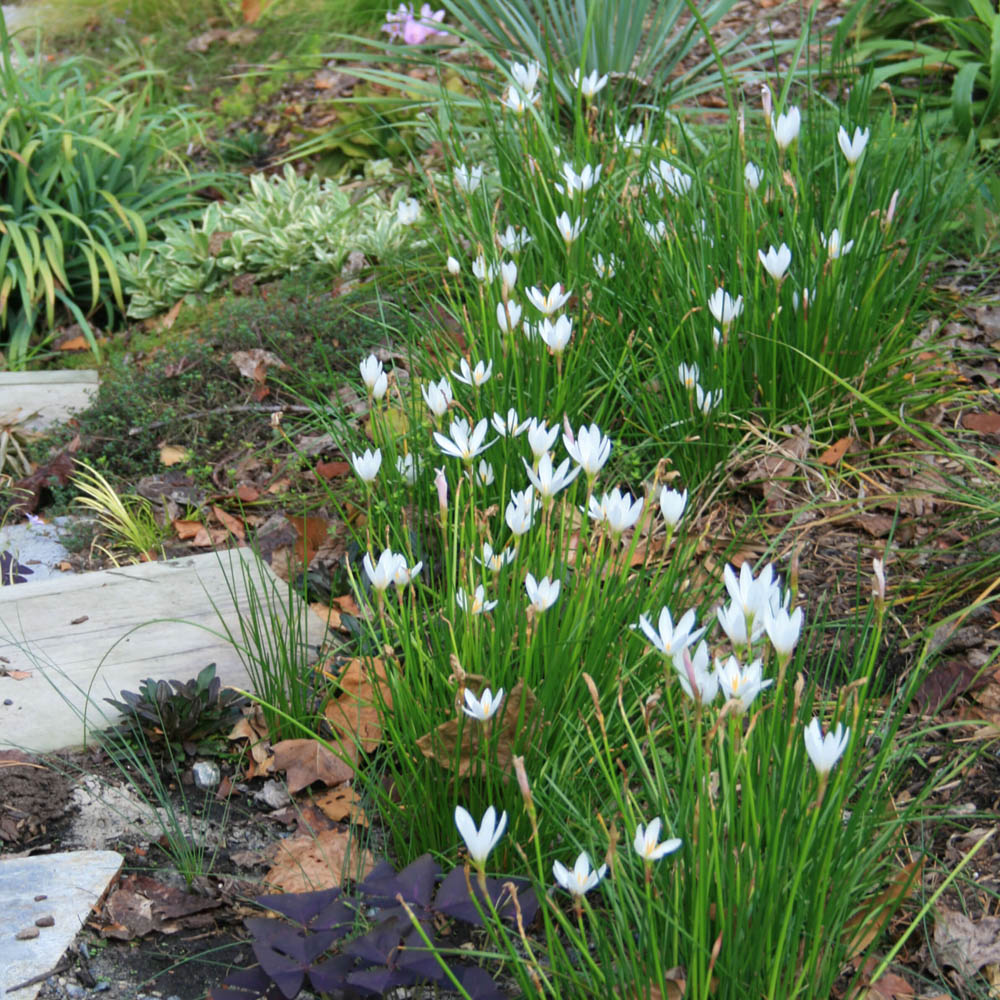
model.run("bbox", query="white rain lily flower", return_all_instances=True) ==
[557,162,601,195]
[498,224,532,253]
[553,852,607,897]
[564,422,611,478]
[462,687,505,722]
[708,287,743,328]
[447,255,461,275]
[642,219,667,244]
[397,198,420,225]
[453,357,493,387]
[525,573,561,613]
[555,212,585,245]
[521,320,541,341]
[393,558,422,587]
[570,66,608,97]
[527,418,559,459]
[505,490,536,536]
[422,377,453,418]
[453,163,483,193]
[527,283,572,315]
[523,453,580,501]
[723,561,779,624]
[590,488,644,534]
[821,229,854,259]
[472,255,498,282]
[672,641,718,704]
[352,448,382,483]
[433,417,494,462]
[716,600,765,649]
[497,299,523,333]
[500,259,518,292]
[764,605,804,659]
[758,243,792,282]
[538,315,573,354]
[772,106,801,149]
[396,453,420,484]
[638,606,705,658]
[593,252,618,278]
[363,547,404,593]
[649,160,692,196]
[803,718,850,775]
[615,122,644,151]
[501,87,536,113]
[471,459,495,487]
[477,542,516,572]
[457,584,498,615]
[510,59,541,93]
[744,161,764,191]
[359,354,388,399]
[694,384,723,414]
[678,362,699,390]
[491,408,529,437]
[455,805,507,866]
[837,125,870,165]
[633,817,682,863]
[715,656,772,713]
[659,486,687,527]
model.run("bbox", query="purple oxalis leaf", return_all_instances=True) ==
[254,887,342,927]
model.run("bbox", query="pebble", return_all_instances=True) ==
[66,985,87,999]
[16,926,40,939]
[35,913,55,926]
[254,779,290,810]
[3,698,12,705]
[192,760,221,790]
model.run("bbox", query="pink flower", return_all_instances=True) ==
[382,3,447,44]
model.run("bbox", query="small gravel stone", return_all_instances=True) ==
[34,894,48,901]
[192,760,221,790]
[16,926,40,939]
[35,914,55,927]
[254,779,290,810]
[66,985,87,999]
[3,698,12,706]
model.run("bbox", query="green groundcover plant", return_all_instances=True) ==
[0,19,216,366]
[119,163,422,318]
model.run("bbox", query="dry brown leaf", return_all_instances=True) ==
[241,0,261,22]
[845,861,921,962]
[172,519,203,540]
[57,335,90,352]
[819,436,854,466]
[312,783,367,826]
[159,445,190,468]
[911,658,983,714]
[271,738,355,795]
[933,907,1000,975]
[212,505,246,541]
[231,348,287,384]
[963,411,1000,436]
[315,460,351,480]
[851,958,916,1000]
[229,708,273,776]
[236,483,261,502]
[264,827,375,893]
[415,678,539,777]
[290,515,329,567]
[324,658,391,753]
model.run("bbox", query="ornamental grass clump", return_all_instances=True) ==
[287,47,978,1000]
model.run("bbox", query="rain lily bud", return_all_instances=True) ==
[500,259,517,292]
[447,255,461,275]
[872,557,886,605]
[761,83,773,125]
[434,465,448,510]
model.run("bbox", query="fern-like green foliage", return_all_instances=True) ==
[119,164,413,318]
[0,18,216,366]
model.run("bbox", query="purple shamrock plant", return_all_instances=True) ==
[210,853,537,999]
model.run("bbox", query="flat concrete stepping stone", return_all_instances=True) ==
[0,849,123,999]
[0,371,99,432]
[0,551,327,753]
